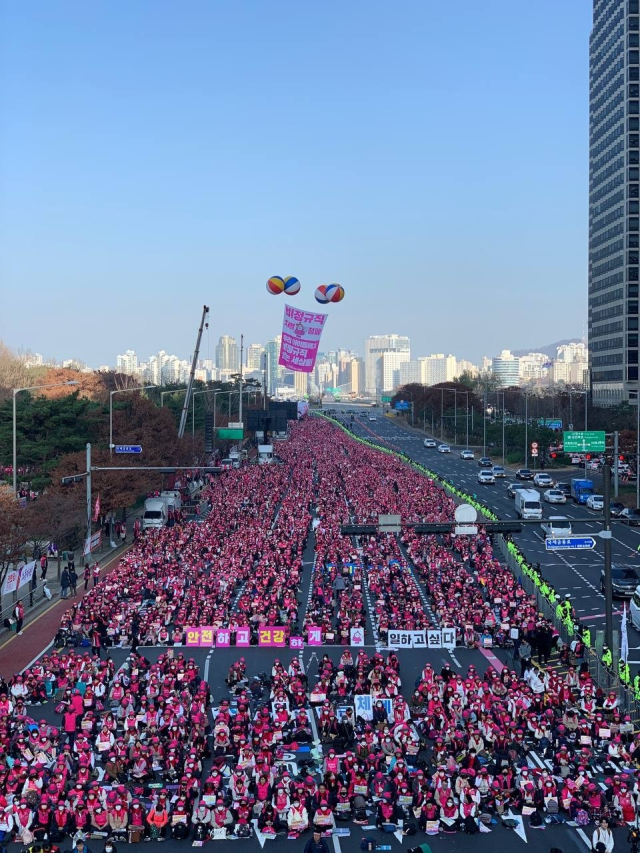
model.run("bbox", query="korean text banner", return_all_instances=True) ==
[278,305,328,373]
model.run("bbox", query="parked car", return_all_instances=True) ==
[620,507,640,526]
[516,468,533,480]
[533,472,553,487]
[478,457,493,468]
[438,444,451,453]
[424,439,437,448]
[477,470,495,485]
[543,488,566,504]
[602,564,640,598]
[460,449,474,460]
[492,465,506,478]
[586,494,604,511]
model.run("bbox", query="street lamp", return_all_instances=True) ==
[13,381,79,492]
[109,385,156,455]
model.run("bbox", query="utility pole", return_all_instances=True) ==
[603,462,613,653]
[614,430,619,498]
[454,393,457,446]
[524,393,529,468]
[239,334,244,429]
[440,389,444,441]
[482,388,487,457]
[86,443,92,553]
[263,353,268,410]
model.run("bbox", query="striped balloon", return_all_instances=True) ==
[315,283,345,304]
[283,276,301,296]
[266,276,285,295]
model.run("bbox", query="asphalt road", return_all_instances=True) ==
[332,405,640,661]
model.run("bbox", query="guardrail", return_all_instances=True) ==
[0,583,49,636]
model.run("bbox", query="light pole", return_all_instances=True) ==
[483,388,487,457]
[13,380,79,492]
[524,392,529,468]
[110,385,155,455]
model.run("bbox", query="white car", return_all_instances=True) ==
[533,473,553,487]
[543,488,566,504]
[368,415,377,421]
[586,494,604,511]
[424,439,437,448]
[492,466,506,478]
[460,449,474,460]
[438,444,451,453]
[541,516,572,538]
[478,470,495,484]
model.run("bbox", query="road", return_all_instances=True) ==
[332,405,640,661]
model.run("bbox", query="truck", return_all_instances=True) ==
[514,488,542,520]
[142,497,168,530]
[571,478,594,505]
[229,451,242,469]
[160,490,181,512]
[258,444,274,464]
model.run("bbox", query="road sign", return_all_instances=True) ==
[378,514,402,533]
[217,428,243,440]
[531,442,538,449]
[395,401,410,411]
[563,431,606,453]
[531,449,539,457]
[228,422,244,429]
[538,418,563,430]
[381,396,392,403]
[545,536,597,551]
[114,445,142,454]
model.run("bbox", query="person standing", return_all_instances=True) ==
[519,638,532,677]
[13,601,24,635]
[92,562,101,587]
[592,818,614,853]
[60,567,70,600]
[69,566,78,597]
[83,563,91,592]
[39,554,48,580]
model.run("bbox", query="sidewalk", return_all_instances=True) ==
[0,538,133,677]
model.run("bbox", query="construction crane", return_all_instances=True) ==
[178,305,210,438]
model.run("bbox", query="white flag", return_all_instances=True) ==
[621,602,629,665]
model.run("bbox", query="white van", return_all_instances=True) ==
[143,498,168,530]
[541,516,572,538]
[514,488,542,520]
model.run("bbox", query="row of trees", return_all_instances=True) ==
[0,343,264,589]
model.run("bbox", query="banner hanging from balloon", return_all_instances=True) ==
[278,304,328,373]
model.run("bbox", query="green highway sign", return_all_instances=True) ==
[563,430,606,453]
[381,396,392,403]
[217,428,244,440]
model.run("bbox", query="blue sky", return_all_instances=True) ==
[0,1,591,366]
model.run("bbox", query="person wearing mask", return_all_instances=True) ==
[101,843,117,853]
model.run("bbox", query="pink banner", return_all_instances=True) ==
[278,305,327,373]
[307,626,322,646]
[185,628,201,647]
[216,628,231,647]
[235,627,251,647]
[199,626,215,647]
[289,636,304,650]
[258,626,287,647]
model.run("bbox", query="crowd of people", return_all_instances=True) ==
[0,416,635,849]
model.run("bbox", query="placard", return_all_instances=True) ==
[307,626,322,646]
[258,626,287,647]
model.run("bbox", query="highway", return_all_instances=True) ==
[330,404,640,660]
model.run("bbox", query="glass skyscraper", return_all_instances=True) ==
[589,0,640,404]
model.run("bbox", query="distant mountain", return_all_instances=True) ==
[511,338,582,359]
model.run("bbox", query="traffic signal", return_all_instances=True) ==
[586,454,592,461]
[619,455,625,461]
[550,452,557,459]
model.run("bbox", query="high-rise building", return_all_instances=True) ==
[492,350,520,387]
[364,335,410,393]
[293,370,308,398]
[346,357,364,395]
[264,336,282,394]
[399,360,423,386]
[588,0,639,404]
[215,335,239,373]
[116,350,138,375]
[418,354,457,385]
[246,344,264,370]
